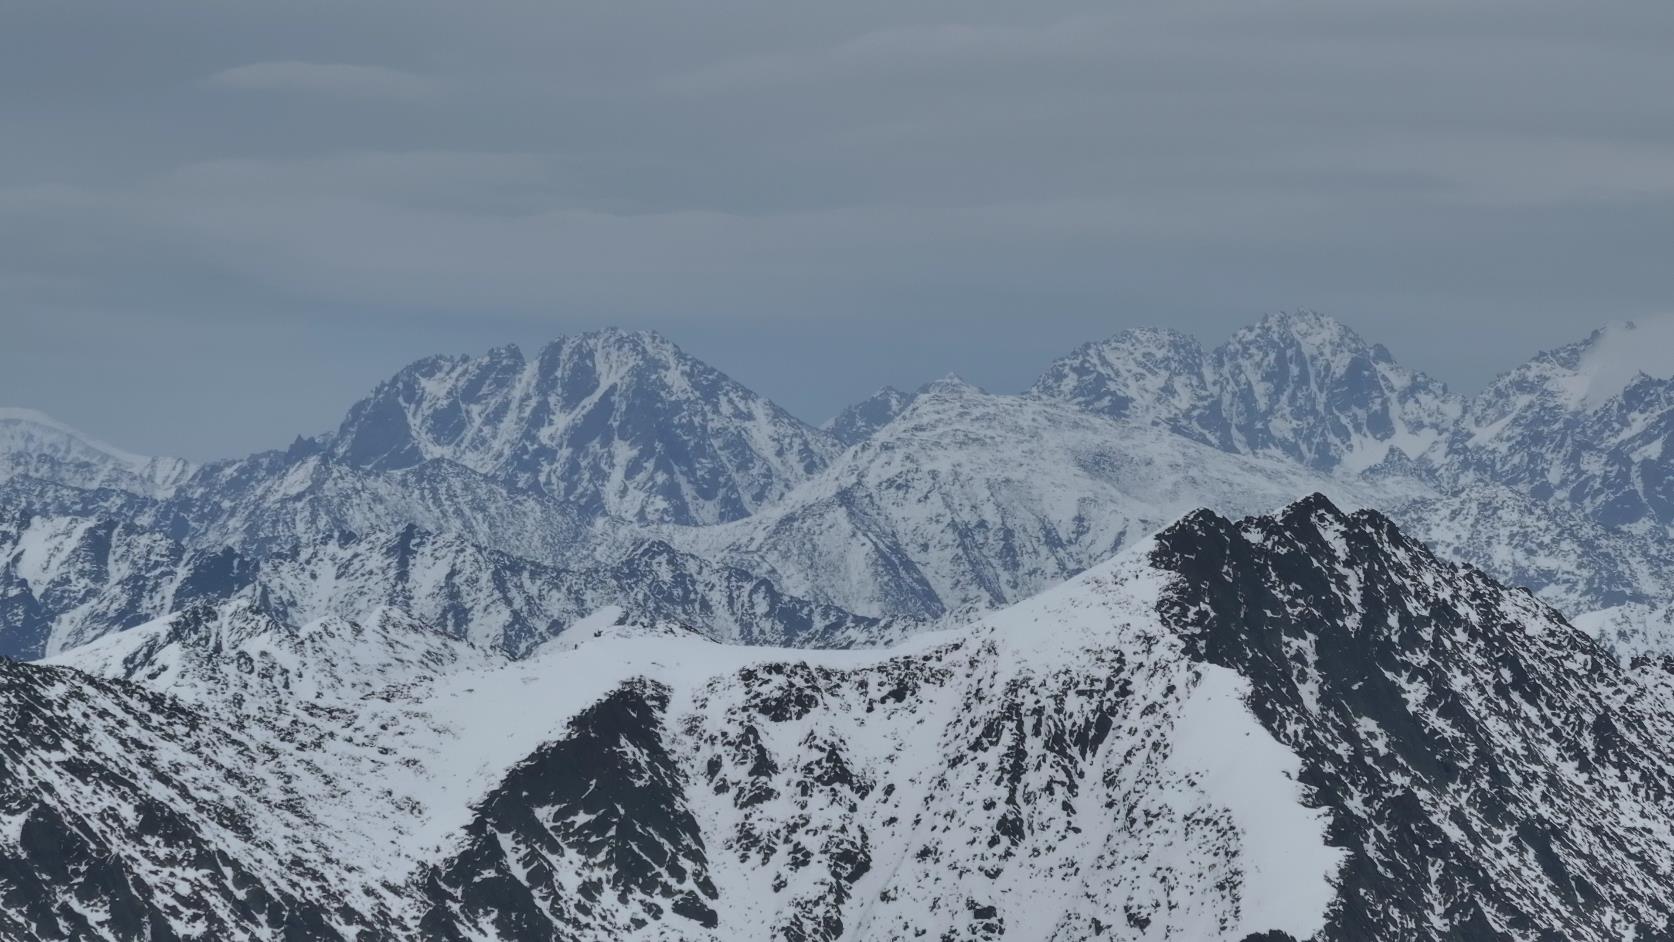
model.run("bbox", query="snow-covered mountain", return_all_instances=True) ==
[9,313,1674,663]
[0,507,252,658]
[1030,325,1220,443]
[678,374,1403,619]
[160,445,620,565]
[686,369,1639,627]
[0,408,193,498]
[1032,312,1464,473]
[0,507,895,659]
[326,330,839,525]
[1389,484,1674,616]
[1019,312,1674,638]
[14,496,1674,939]
[824,385,917,447]
[1436,318,1674,532]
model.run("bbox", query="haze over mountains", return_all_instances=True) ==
[7,311,1674,940]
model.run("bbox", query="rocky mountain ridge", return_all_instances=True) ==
[8,497,1674,939]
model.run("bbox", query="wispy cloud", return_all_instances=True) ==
[205,61,434,99]
[663,17,1118,95]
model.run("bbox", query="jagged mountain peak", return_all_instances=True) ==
[1549,317,1674,411]
[1465,317,1674,426]
[916,372,986,398]
[325,330,839,525]
[1160,490,1425,582]
[1208,312,1461,472]
[1228,308,1367,351]
[1029,324,1214,438]
[1032,311,1461,472]
[530,327,689,384]
[1443,316,1674,531]
[823,385,916,447]
[1140,493,1674,938]
[1038,325,1208,381]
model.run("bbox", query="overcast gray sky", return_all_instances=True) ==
[4,1,1674,460]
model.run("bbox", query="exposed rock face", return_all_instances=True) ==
[420,681,720,940]
[1154,495,1674,940]
[0,657,394,941]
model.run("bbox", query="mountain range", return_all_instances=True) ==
[7,311,1674,939]
[10,311,1674,654]
[7,497,1674,939]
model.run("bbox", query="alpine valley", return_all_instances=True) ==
[8,312,1674,940]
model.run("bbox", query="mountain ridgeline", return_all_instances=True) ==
[5,314,1674,938]
[3,498,1674,939]
[9,313,1674,657]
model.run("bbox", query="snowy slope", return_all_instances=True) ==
[677,375,1426,619]
[161,446,625,565]
[0,507,249,659]
[0,505,897,659]
[19,496,1674,939]
[0,408,193,498]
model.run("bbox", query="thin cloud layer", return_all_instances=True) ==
[206,61,435,99]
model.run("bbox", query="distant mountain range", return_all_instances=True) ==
[7,312,1674,659]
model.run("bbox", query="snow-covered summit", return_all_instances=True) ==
[326,328,840,525]
[1550,317,1674,411]
[1032,312,1464,473]
[1440,316,1674,532]
[0,407,193,497]
[1029,326,1214,440]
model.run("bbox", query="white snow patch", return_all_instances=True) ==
[1166,665,1344,939]
[1572,316,1674,409]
